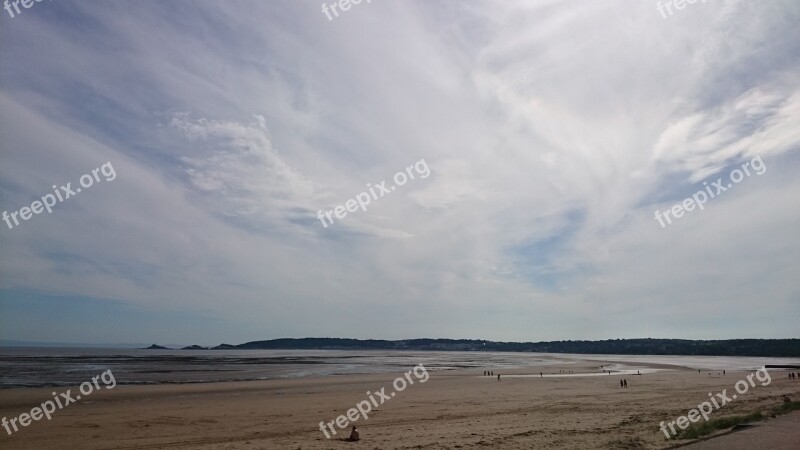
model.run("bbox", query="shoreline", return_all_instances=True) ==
[3,350,796,389]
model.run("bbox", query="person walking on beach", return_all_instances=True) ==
[623,379,627,388]
[497,374,501,381]
[620,379,624,388]
[540,372,543,378]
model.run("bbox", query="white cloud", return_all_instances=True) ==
[1,0,798,342]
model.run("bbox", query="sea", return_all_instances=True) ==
[1,347,798,388]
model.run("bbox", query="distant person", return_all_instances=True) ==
[623,379,627,388]
[347,426,360,441]
[637,370,640,375]
[620,379,624,388]
[723,370,726,375]
[497,374,501,381]
[540,372,543,378]
[484,370,486,376]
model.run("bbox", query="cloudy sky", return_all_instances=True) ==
[1,0,798,346]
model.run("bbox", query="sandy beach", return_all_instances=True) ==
[2,359,798,449]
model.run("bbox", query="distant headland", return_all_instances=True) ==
[142,338,800,357]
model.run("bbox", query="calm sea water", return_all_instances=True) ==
[1,347,797,388]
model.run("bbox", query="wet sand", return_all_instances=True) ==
[1,360,798,449]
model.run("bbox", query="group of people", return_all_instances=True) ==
[619,379,628,388]
[789,372,798,380]
[483,370,501,381]
[698,369,727,375]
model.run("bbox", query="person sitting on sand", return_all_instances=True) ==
[347,426,360,442]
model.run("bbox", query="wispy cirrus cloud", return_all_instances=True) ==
[1,0,798,344]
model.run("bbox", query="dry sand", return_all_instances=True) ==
[1,360,798,449]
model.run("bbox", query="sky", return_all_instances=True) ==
[0,0,798,346]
